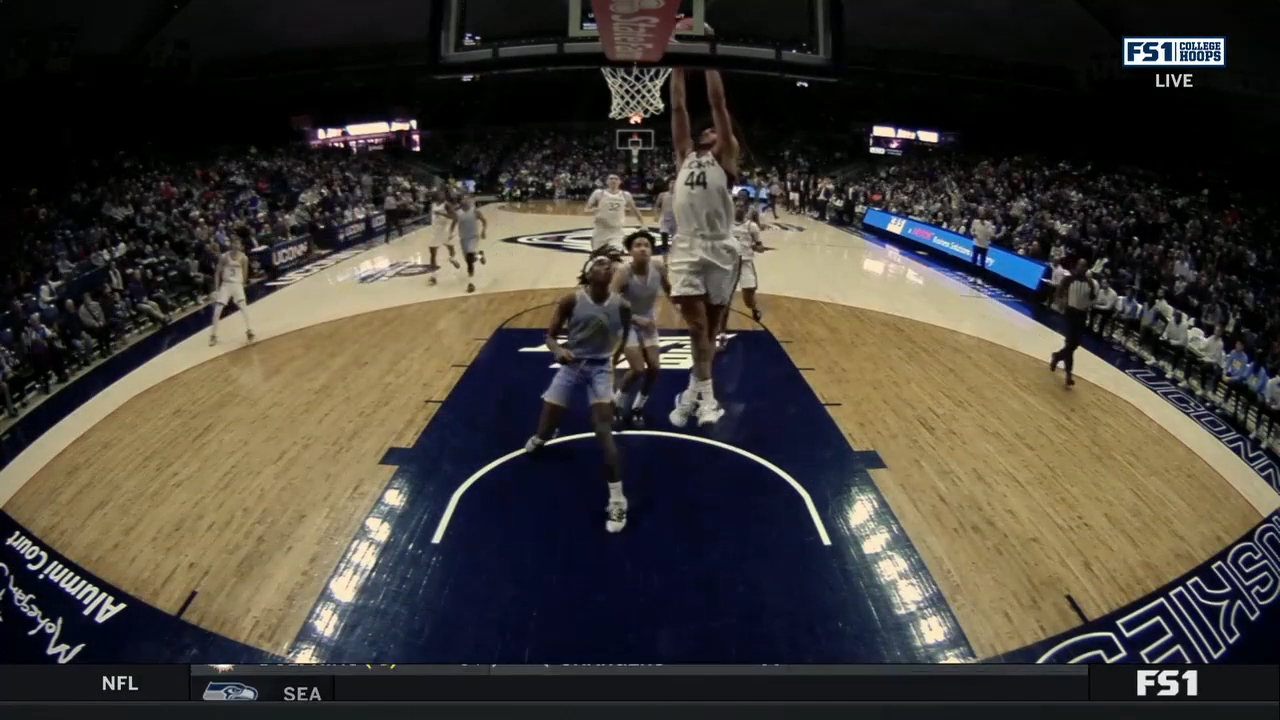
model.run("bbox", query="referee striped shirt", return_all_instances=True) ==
[1064,273,1096,311]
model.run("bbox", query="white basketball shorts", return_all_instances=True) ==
[667,235,739,306]
[459,235,480,256]
[592,228,625,253]
[738,260,758,291]
[429,226,450,248]
[215,282,247,307]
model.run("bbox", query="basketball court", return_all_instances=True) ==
[1,198,1274,664]
[1,0,1278,667]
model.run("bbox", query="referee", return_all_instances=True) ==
[1050,259,1097,388]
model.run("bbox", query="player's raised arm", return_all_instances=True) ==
[705,69,739,176]
[670,68,693,162]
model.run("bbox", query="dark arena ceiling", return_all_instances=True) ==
[2,0,1278,159]
[6,0,1278,81]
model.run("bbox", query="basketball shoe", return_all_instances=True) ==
[695,395,724,426]
[606,497,628,533]
[669,390,698,428]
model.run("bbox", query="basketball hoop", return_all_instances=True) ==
[601,66,673,121]
[598,19,710,121]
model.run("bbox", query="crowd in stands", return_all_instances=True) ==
[813,155,1280,450]
[1,146,432,427]
[496,130,675,202]
[4,130,1278,454]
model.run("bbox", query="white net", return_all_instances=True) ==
[601,66,673,120]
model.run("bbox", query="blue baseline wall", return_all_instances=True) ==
[861,208,1048,291]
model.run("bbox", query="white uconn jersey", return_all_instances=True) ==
[590,189,630,229]
[221,253,246,285]
[674,152,735,242]
[431,202,451,240]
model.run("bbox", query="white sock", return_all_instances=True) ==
[634,393,648,410]
[694,379,714,401]
[608,481,625,502]
[687,373,699,390]
[613,389,624,406]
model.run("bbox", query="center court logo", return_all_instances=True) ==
[520,334,736,370]
[504,224,804,254]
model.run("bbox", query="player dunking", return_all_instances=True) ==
[525,255,633,532]
[448,194,488,294]
[208,238,255,347]
[666,66,740,428]
[585,174,646,255]
[427,191,461,285]
[611,230,670,425]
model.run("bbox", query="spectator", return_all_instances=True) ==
[1243,362,1271,438]
[970,210,996,283]
[1116,292,1145,345]
[37,274,59,309]
[100,287,129,334]
[1139,299,1168,358]
[59,298,95,363]
[1157,310,1190,376]
[1091,278,1118,337]
[78,292,114,356]
[1188,325,1226,395]
[183,254,208,300]
[1,346,18,418]
[22,314,67,390]
[1043,259,1066,308]
[126,270,170,323]
[1221,341,1252,416]
[1260,370,1280,450]
[108,263,125,294]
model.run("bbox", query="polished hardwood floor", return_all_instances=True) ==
[3,287,1257,658]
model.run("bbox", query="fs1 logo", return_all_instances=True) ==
[1137,669,1198,697]
[1123,37,1226,67]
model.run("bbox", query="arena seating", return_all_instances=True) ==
[5,136,1278,450]
[0,146,439,425]
[826,155,1280,448]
